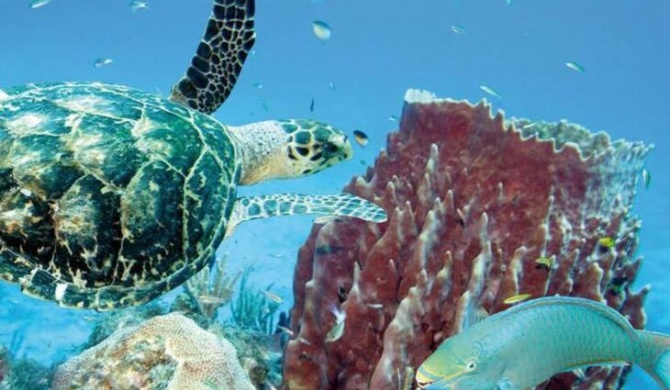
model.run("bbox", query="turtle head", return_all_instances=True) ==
[230,119,353,185]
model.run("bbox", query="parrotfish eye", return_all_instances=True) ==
[465,359,477,372]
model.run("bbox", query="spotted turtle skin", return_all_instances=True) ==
[0,82,239,309]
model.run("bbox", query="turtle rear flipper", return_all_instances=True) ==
[170,0,256,114]
[226,193,388,237]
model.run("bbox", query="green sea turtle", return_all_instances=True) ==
[0,0,386,310]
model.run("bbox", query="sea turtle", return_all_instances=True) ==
[0,0,386,310]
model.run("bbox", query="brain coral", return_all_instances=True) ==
[282,90,652,389]
[52,313,254,390]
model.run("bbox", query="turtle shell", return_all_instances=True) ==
[0,82,239,309]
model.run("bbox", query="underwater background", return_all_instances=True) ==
[0,0,668,388]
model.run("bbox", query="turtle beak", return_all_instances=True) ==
[342,135,353,160]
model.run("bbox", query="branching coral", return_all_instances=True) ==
[179,253,242,324]
[282,90,652,389]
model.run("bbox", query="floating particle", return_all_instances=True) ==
[309,97,315,112]
[642,168,651,189]
[253,82,263,89]
[480,84,502,99]
[129,0,148,12]
[353,129,369,146]
[503,293,532,305]
[312,20,332,41]
[565,61,585,73]
[450,25,466,34]
[93,58,113,68]
[29,0,52,9]
[389,115,398,122]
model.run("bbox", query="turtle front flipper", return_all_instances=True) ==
[170,0,255,114]
[226,193,387,237]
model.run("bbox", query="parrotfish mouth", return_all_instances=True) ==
[415,368,445,389]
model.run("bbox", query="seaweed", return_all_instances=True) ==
[230,266,282,335]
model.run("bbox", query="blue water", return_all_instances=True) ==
[0,0,668,388]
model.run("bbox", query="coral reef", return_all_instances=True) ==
[52,313,255,390]
[0,345,51,390]
[282,90,652,389]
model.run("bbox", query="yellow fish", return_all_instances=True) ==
[503,293,531,305]
[599,236,615,249]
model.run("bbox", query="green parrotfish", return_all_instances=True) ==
[416,296,670,389]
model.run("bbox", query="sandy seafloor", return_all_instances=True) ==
[0,0,668,388]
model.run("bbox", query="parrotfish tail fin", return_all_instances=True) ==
[639,330,670,389]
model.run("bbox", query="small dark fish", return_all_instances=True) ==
[310,97,315,112]
[353,130,369,146]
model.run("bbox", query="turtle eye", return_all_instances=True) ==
[323,142,339,154]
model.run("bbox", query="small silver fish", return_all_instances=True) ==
[129,0,148,12]
[197,294,228,305]
[325,305,346,342]
[262,291,284,304]
[310,97,315,112]
[312,20,332,41]
[416,296,670,389]
[329,81,336,90]
[93,58,113,68]
[253,82,263,89]
[642,168,651,189]
[480,85,502,99]
[450,25,466,35]
[389,115,398,122]
[565,61,585,73]
[29,0,52,9]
